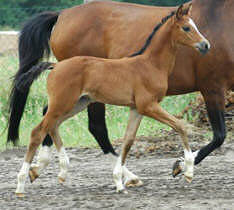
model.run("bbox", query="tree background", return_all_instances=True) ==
[0,0,190,29]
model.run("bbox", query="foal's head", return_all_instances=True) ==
[171,4,210,54]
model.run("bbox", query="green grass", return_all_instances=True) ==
[0,54,197,149]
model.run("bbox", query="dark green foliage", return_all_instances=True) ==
[0,0,83,29]
[119,0,190,6]
[0,0,190,29]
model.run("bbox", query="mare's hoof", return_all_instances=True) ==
[15,193,25,198]
[58,177,65,184]
[29,167,39,183]
[125,179,143,188]
[172,159,183,178]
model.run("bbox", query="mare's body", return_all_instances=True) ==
[51,0,234,165]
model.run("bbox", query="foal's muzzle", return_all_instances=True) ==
[194,41,210,55]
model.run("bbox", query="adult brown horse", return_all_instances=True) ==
[15,5,210,196]
[8,0,234,180]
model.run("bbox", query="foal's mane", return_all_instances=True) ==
[130,11,175,57]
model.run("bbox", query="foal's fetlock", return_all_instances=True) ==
[16,162,30,196]
[113,171,125,193]
[184,156,194,182]
[58,149,70,183]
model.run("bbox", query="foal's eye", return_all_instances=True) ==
[182,26,190,32]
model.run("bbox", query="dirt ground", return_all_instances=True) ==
[0,112,234,210]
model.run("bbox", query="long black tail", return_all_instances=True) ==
[7,11,59,145]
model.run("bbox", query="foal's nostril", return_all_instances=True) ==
[204,42,209,50]
[201,41,209,50]
[195,41,210,55]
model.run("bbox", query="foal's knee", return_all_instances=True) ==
[175,120,187,137]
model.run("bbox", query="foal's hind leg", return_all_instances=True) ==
[29,106,52,183]
[49,126,69,183]
[49,96,91,183]
[113,108,142,193]
[16,119,51,196]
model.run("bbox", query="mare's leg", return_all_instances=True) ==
[29,106,53,182]
[113,108,142,193]
[139,101,194,182]
[88,102,117,155]
[194,91,226,164]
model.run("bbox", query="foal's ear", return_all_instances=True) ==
[176,4,184,20]
[183,3,192,16]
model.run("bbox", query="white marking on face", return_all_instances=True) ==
[188,18,210,49]
[189,18,200,33]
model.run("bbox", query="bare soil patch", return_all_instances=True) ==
[0,116,233,209]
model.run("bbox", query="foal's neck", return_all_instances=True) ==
[143,18,177,75]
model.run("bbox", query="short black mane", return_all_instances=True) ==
[130,11,175,57]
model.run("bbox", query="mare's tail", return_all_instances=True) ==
[7,11,59,145]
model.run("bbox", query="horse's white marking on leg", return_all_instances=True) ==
[184,149,195,179]
[189,18,210,48]
[113,156,125,193]
[31,146,52,175]
[107,153,118,168]
[193,150,199,159]
[58,147,70,181]
[16,162,30,194]
[122,166,142,186]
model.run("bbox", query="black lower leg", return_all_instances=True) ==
[88,103,117,156]
[194,108,226,165]
[42,105,53,147]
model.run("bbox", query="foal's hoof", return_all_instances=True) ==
[15,193,25,198]
[172,159,183,178]
[125,179,143,188]
[58,177,65,184]
[116,188,128,194]
[29,167,39,183]
[184,175,193,183]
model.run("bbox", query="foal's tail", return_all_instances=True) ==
[15,62,54,91]
[7,11,59,145]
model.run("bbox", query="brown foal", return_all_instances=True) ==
[15,4,210,196]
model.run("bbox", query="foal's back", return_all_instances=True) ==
[47,55,161,107]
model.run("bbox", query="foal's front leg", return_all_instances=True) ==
[113,108,142,193]
[140,101,194,182]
